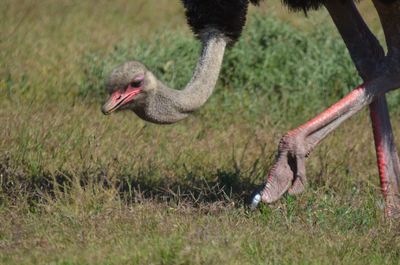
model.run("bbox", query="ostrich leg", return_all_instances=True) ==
[251,78,398,203]
[251,0,400,216]
[370,98,400,217]
[371,0,400,217]
[325,0,400,217]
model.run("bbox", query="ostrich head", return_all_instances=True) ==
[101,61,158,120]
[101,0,258,124]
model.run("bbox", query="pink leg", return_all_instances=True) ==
[332,0,400,217]
[260,84,368,203]
[370,97,400,217]
[250,75,400,208]
[253,74,400,203]
[251,1,400,218]
[369,0,400,217]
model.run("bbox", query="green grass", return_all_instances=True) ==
[1,0,400,264]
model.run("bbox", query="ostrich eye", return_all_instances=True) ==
[130,80,143,88]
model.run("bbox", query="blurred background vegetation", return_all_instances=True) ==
[1,0,400,264]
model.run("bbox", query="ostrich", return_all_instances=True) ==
[101,0,400,217]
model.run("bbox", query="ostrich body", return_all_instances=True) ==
[102,0,400,217]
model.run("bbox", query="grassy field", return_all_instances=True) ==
[1,0,400,264]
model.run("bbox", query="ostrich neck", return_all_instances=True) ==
[145,31,227,124]
[178,31,227,109]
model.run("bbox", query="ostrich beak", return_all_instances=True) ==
[101,88,141,115]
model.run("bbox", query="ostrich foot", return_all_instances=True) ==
[261,132,308,203]
[250,131,308,208]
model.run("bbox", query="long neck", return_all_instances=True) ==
[178,30,228,110]
[142,30,227,124]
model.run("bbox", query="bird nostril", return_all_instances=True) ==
[116,95,122,100]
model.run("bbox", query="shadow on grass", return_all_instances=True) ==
[119,169,260,206]
[0,158,262,209]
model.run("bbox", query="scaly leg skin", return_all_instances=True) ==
[370,97,400,218]
[250,76,400,209]
[251,0,400,217]
[372,0,400,218]
[287,0,385,197]
[328,0,400,218]
[259,84,370,204]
